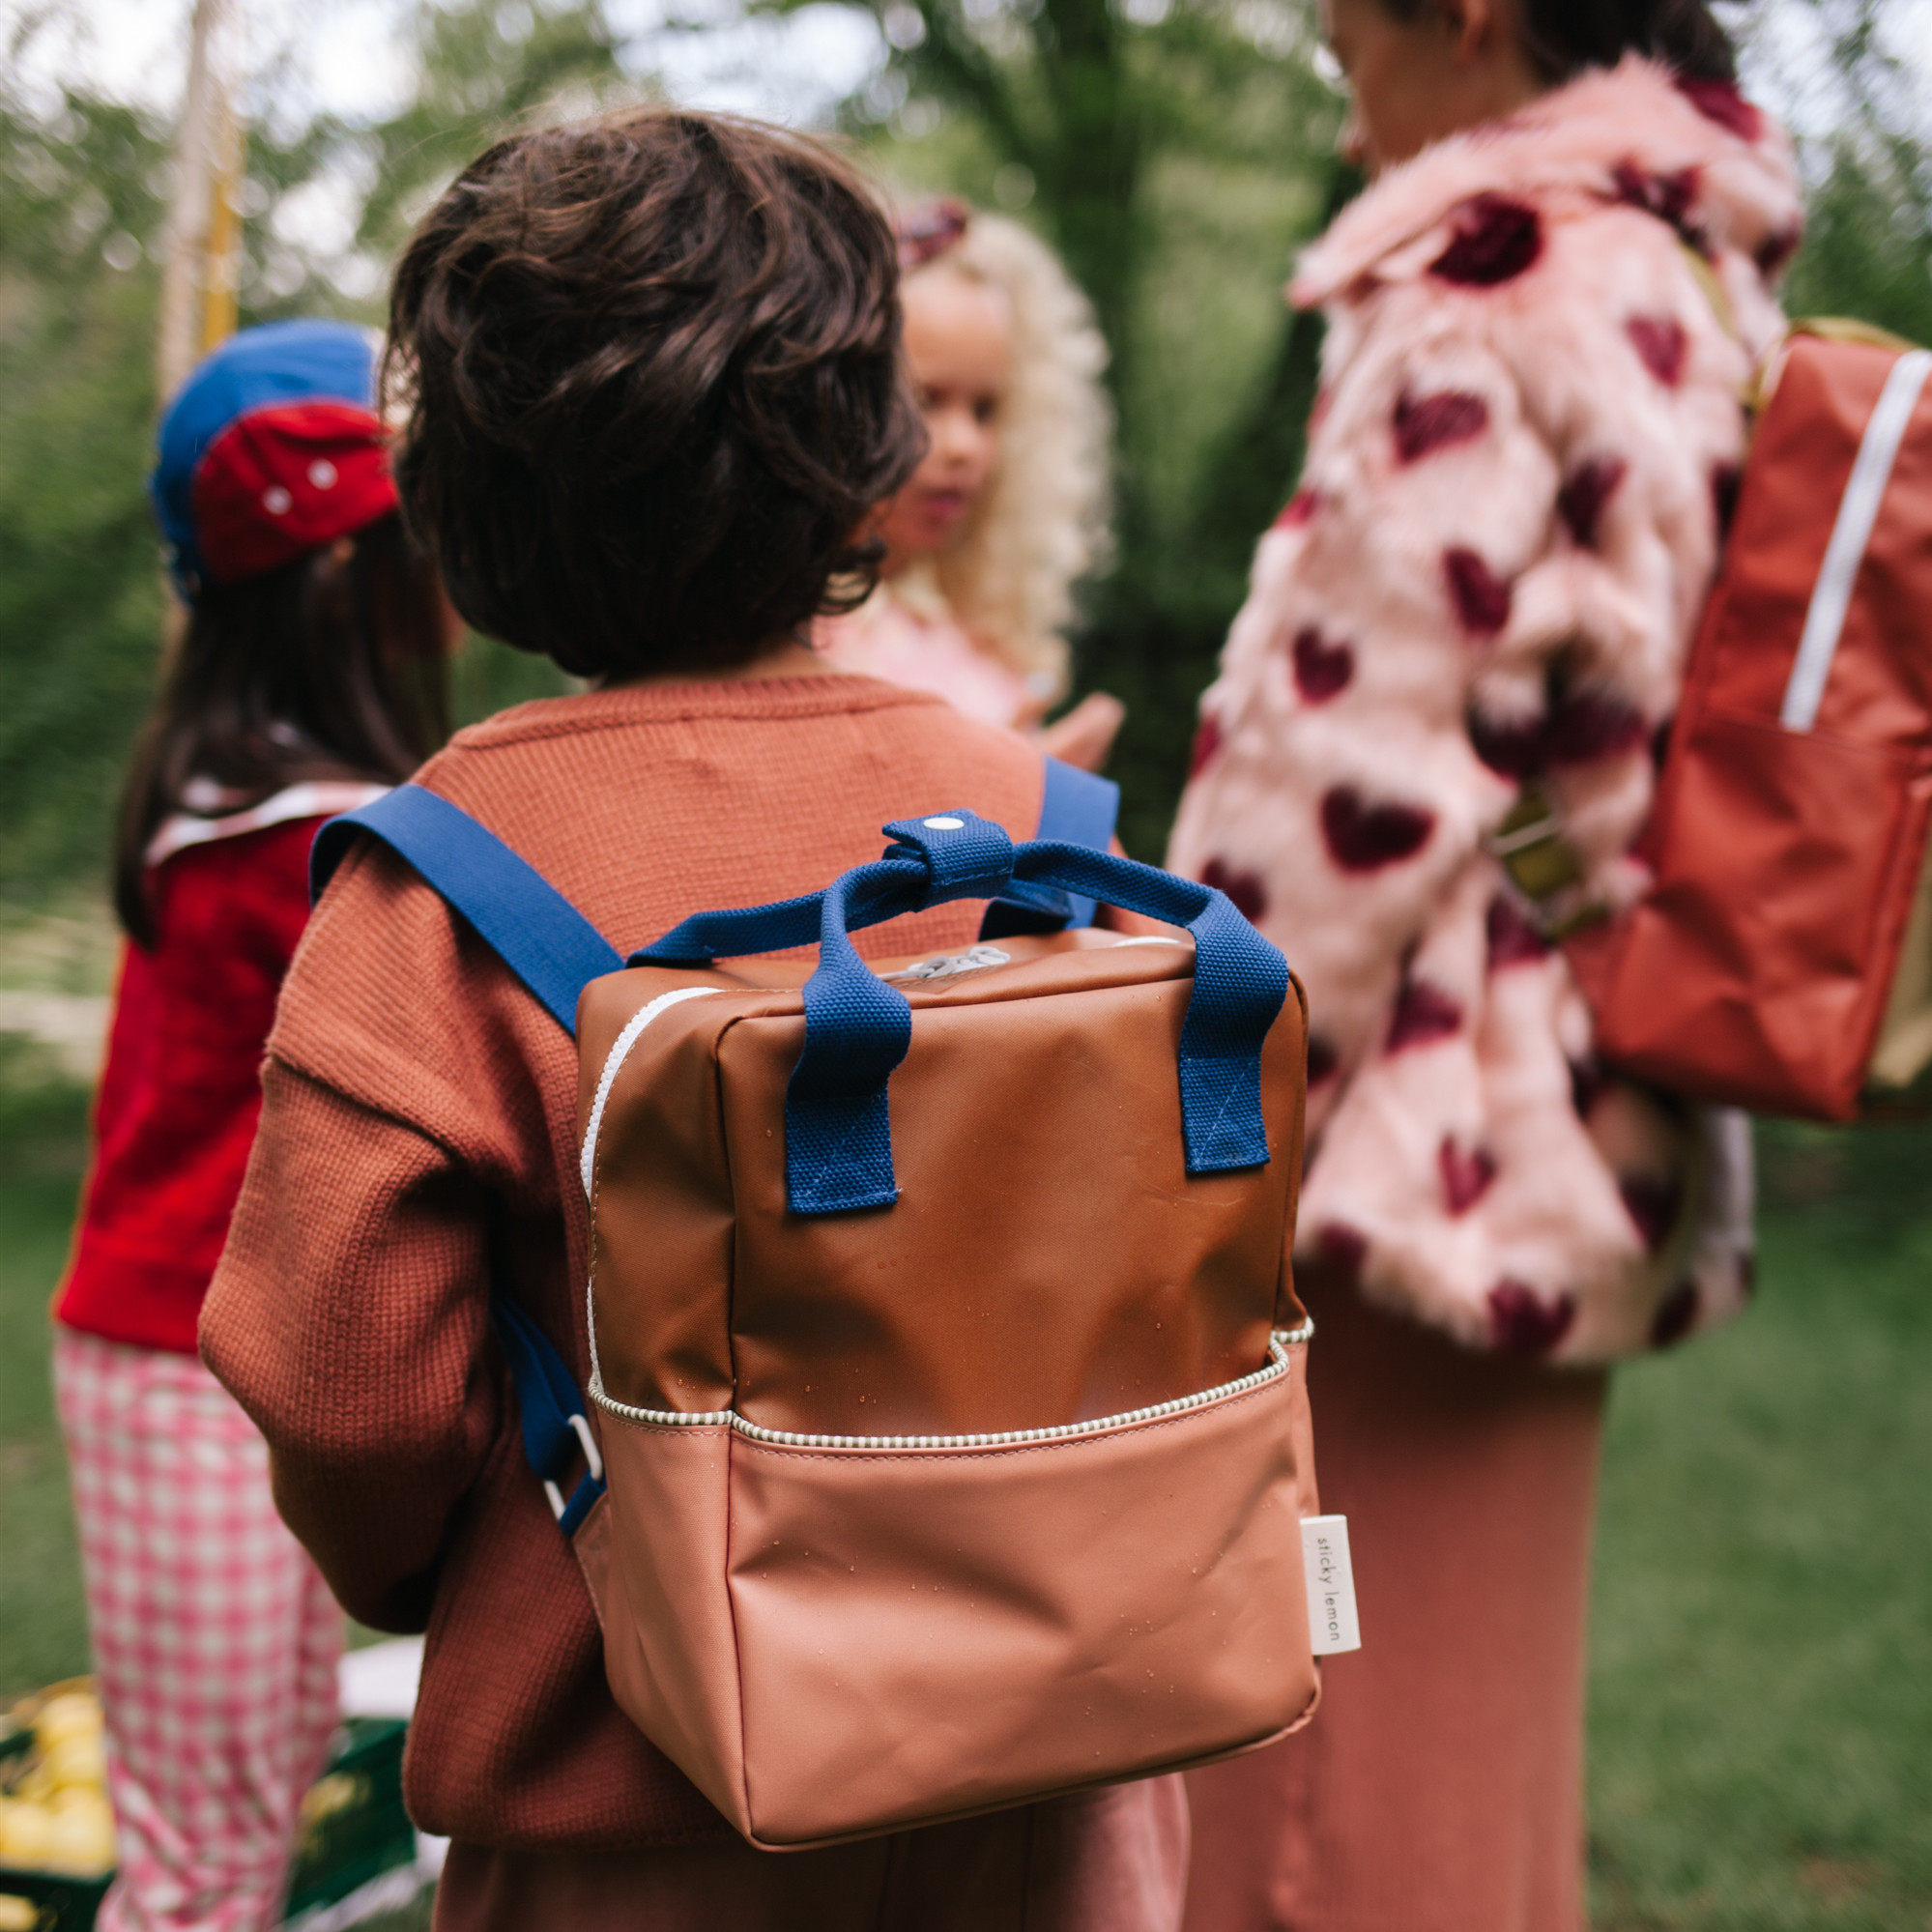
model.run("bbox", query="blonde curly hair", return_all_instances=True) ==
[905,209,1113,704]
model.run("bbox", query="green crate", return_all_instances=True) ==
[282,1718,417,1921]
[0,1866,110,1932]
[0,1716,418,1932]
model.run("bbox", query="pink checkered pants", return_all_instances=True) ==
[54,1328,343,1932]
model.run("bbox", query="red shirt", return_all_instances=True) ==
[56,816,327,1354]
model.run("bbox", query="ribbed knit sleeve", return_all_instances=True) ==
[202,1061,500,1631]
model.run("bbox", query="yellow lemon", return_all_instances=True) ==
[0,1893,41,1930]
[34,1695,101,1748]
[298,1773,361,1828]
[0,1801,53,1867]
[42,1800,114,1875]
[41,1735,105,1793]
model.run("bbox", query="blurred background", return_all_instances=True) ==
[0,0,1928,1924]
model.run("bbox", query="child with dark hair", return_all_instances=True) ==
[197,109,1186,1930]
[52,318,451,1932]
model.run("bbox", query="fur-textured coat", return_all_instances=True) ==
[1168,59,1802,1363]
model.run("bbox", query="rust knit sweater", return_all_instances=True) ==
[198,675,1049,1851]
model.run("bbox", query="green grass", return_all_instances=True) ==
[1588,1121,1932,1929]
[0,1038,94,1701]
[358,1896,433,1930]
[1,1045,1928,1925]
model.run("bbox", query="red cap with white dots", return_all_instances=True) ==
[189,398,399,585]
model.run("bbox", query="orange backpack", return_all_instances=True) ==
[1572,329,1932,1120]
[315,780,1335,1850]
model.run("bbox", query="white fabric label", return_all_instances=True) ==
[1301,1514,1363,1655]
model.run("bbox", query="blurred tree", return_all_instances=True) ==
[1767,0,1932,344]
[191,0,633,322]
[0,1,615,909]
[833,0,1344,850]
[0,75,171,894]
[2,0,1928,901]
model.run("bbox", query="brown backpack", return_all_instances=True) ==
[315,782,1331,1850]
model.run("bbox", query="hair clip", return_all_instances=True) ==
[896,199,969,273]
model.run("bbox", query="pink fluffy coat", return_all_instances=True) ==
[1168,60,1802,1363]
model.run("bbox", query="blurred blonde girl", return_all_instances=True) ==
[818,200,1124,770]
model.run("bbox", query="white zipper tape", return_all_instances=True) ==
[589,1320,1314,1450]
[1779,349,1932,733]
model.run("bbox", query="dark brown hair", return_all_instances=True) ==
[114,511,450,945]
[1379,0,1737,83]
[384,108,924,678]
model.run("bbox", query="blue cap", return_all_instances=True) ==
[152,319,383,593]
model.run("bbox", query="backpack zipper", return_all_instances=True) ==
[589,1320,1313,1450]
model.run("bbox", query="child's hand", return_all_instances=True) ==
[1039,691,1125,772]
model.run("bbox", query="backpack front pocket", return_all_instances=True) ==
[594,1329,1318,1849]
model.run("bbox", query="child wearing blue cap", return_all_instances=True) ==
[51,319,452,1932]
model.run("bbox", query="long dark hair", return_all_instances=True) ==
[1378,0,1737,83]
[114,510,449,946]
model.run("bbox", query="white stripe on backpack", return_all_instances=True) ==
[1780,349,1932,733]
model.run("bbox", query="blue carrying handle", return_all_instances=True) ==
[636,810,1290,1215]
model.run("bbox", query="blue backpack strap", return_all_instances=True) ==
[311,783,622,1036]
[491,1288,605,1534]
[979,756,1121,939]
[311,782,614,1534]
[1038,757,1121,868]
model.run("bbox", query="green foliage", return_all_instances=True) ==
[1770,0,1932,348]
[0,83,170,894]
[347,1,631,272]
[1784,140,1932,346]
[0,2,606,910]
[237,0,634,324]
[848,0,1344,850]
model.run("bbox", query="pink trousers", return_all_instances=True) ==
[1182,1281,1605,1932]
[54,1327,343,1932]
